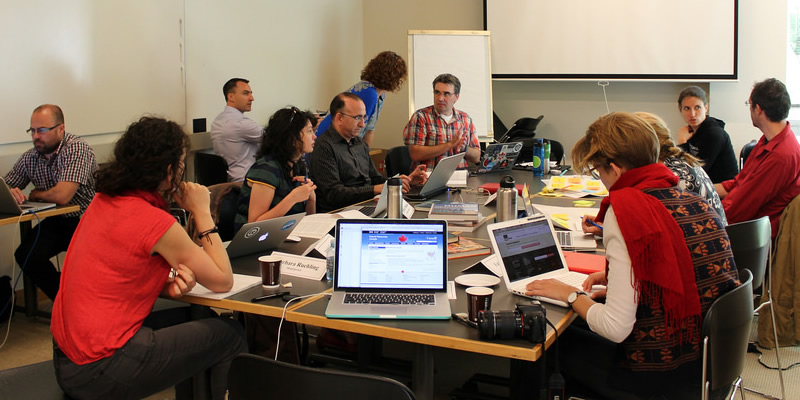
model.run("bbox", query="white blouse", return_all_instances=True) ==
[585,206,638,343]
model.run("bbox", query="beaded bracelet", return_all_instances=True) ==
[197,226,219,243]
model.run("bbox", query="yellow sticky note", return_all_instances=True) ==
[552,213,569,220]
[567,177,583,184]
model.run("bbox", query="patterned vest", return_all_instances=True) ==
[621,186,739,372]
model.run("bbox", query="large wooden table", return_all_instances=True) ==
[182,168,598,400]
[0,205,81,317]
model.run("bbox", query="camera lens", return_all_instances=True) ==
[478,310,520,340]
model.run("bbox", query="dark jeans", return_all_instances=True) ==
[53,308,248,400]
[14,216,80,301]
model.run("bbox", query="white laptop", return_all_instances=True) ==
[486,215,589,307]
[354,180,388,218]
[404,153,465,201]
[0,177,56,215]
[224,212,305,258]
[325,219,451,319]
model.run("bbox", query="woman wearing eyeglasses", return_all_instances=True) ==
[676,86,738,183]
[525,112,739,399]
[234,107,317,233]
[314,51,407,147]
[51,117,246,400]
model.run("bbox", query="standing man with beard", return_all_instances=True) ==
[5,104,97,301]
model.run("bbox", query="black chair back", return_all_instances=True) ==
[702,269,753,398]
[385,146,412,177]
[739,140,757,170]
[725,216,770,290]
[195,152,228,186]
[227,354,416,400]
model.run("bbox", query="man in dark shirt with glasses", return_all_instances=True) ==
[310,93,425,212]
[5,104,96,300]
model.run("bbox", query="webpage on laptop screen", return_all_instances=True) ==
[338,223,444,289]
[492,221,563,282]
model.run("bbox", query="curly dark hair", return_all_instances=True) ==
[95,116,190,196]
[257,107,316,171]
[360,51,407,92]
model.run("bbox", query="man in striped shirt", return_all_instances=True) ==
[403,73,480,170]
[5,104,97,301]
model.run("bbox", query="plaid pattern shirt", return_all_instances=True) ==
[403,105,478,170]
[4,132,97,218]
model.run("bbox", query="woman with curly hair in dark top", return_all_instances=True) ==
[235,106,317,231]
[51,116,246,400]
[315,50,407,146]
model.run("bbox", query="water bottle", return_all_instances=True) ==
[326,239,335,281]
[532,138,544,177]
[496,176,517,222]
[543,140,551,175]
[387,177,403,219]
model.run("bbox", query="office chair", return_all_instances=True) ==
[227,353,416,400]
[701,269,753,400]
[194,152,228,186]
[207,182,242,242]
[739,140,757,170]
[385,146,412,177]
[725,216,785,399]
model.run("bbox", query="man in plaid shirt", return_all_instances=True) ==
[403,73,480,171]
[5,104,97,301]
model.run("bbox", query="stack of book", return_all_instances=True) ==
[447,237,491,260]
[428,202,492,232]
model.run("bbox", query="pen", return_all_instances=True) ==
[451,313,478,328]
[583,216,604,231]
[251,291,290,302]
[304,173,308,184]
[559,169,569,176]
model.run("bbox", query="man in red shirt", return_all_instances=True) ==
[715,78,800,237]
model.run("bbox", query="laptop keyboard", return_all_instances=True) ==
[358,205,376,216]
[344,293,435,305]
[557,231,572,247]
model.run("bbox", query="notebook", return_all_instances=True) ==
[486,215,589,307]
[224,212,305,258]
[404,153,465,201]
[0,177,57,215]
[476,142,523,174]
[325,219,451,319]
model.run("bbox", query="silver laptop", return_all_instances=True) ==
[486,215,589,307]
[476,142,523,174]
[224,212,305,258]
[325,219,451,319]
[354,180,388,218]
[404,153,465,201]
[0,177,57,215]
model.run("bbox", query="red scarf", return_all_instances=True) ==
[596,163,701,342]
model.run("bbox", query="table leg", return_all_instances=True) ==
[188,304,209,400]
[510,358,544,400]
[17,221,39,318]
[412,344,434,400]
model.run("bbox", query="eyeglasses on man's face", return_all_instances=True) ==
[26,124,61,136]
[433,90,455,99]
[339,112,367,122]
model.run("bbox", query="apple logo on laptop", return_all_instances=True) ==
[258,232,269,242]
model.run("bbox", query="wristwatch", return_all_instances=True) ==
[567,291,587,309]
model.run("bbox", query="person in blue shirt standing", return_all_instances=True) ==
[315,51,407,147]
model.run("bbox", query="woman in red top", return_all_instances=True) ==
[51,117,247,400]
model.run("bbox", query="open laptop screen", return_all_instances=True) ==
[335,220,447,291]
[490,218,564,282]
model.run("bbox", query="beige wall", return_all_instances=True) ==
[364,0,789,164]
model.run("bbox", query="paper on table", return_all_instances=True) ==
[302,234,334,257]
[271,251,327,280]
[447,170,468,187]
[532,204,600,232]
[187,273,262,300]
[291,209,369,239]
